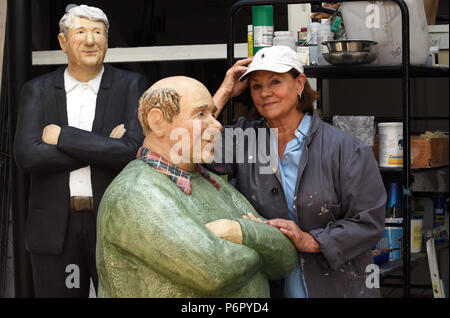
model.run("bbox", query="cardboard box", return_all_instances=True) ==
[372,136,449,168]
[411,137,449,168]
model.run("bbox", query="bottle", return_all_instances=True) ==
[307,18,320,65]
[297,27,307,46]
[386,181,403,218]
[317,19,334,65]
[306,18,321,44]
[273,31,296,52]
[331,16,342,33]
[411,201,424,253]
[247,25,253,57]
[252,6,274,54]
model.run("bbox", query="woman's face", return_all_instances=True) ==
[249,70,305,122]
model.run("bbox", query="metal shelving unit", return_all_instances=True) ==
[227,0,449,298]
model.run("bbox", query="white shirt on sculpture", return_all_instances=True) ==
[64,66,104,197]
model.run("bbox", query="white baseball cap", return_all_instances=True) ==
[239,45,304,81]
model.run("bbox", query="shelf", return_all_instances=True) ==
[227,0,447,299]
[411,165,449,171]
[380,242,449,278]
[379,166,449,175]
[304,64,449,79]
[379,167,404,175]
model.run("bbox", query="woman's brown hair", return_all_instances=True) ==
[288,69,320,113]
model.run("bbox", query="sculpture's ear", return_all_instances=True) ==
[58,33,68,53]
[147,108,167,137]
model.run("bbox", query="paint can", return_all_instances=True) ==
[432,195,447,243]
[377,217,403,260]
[378,122,403,168]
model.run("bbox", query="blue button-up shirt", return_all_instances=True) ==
[269,113,312,298]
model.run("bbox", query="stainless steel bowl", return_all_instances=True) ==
[322,51,377,65]
[322,40,378,52]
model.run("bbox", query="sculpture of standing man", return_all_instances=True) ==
[14,4,148,297]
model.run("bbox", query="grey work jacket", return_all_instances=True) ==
[206,110,386,297]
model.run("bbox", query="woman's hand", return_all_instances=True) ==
[264,218,320,253]
[213,57,253,117]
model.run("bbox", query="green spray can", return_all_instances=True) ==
[252,5,274,54]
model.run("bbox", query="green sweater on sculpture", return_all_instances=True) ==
[96,159,297,297]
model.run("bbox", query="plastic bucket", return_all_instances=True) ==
[377,217,403,260]
[378,123,403,168]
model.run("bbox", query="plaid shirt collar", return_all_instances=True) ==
[137,147,220,195]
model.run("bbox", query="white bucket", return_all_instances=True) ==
[378,122,403,168]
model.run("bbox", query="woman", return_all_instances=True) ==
[209,46,386,298]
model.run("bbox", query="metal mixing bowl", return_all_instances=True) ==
[322,40,378,52]
[322,51,377,65]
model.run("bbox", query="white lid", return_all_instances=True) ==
[248,25,252,32]
[378,122,403,127]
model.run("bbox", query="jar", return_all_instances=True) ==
[297,27,308,45]
[273,31,296,52]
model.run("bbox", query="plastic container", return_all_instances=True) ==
[341,0,431,65]
[331,16,342,33]
[378,123,403,168]
[273,31,296,52]
[252,6,273,54]
[297,46,310,65]
[306,19,321,65]
[411,216,423,253]
[309,45,319,65]
[377,217,403,260]
[318,21,334,65]
[432,195,447,243]
[306,19,321,44]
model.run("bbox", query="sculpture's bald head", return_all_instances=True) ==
[138,76,222,169]
[138,76,217,136]
[151,76,209,98]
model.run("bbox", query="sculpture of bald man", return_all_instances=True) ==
[96,76,297,297]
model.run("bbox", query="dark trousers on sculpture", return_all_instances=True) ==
[29,209,98,298]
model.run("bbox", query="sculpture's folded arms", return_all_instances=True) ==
[96,159,297,297]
